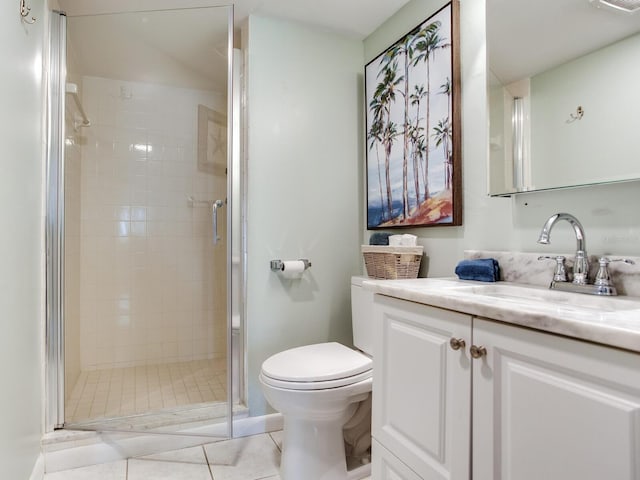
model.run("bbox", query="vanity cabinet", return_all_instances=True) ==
[371,294,640,480]
[371,295,471,479]
[372,439,423,480]
[472,317,640,479]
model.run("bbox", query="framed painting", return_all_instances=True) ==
[197,104,227,176]
[365,1,461,229]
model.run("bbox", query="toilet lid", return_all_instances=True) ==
[261,342,372,384]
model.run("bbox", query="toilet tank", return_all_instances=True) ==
[351,276,374,356]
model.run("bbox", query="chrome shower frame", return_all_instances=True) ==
[44,6,243,439]
[45,10,67,431]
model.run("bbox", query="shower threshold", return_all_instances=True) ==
[65,401,248,433]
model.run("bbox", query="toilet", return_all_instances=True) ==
[259,276,374,480]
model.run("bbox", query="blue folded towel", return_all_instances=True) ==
[369,232,392,246]
[454,258,500,282]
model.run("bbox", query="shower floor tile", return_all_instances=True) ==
[65,358,227,427]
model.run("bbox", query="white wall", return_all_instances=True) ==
[0,0,46,477]
[530,31,640,189]
[244,15,364,415]
[364,0,640,279]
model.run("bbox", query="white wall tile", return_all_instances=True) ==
[75,77,227,371]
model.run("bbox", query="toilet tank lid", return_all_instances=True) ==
[261,342,372,383]
[351,275,368,287]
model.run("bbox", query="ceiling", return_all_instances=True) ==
[488,0,640,84]
[58,0,412,91]
[58,0,640,91]
[65,8,231,90]
[58,0,412,39]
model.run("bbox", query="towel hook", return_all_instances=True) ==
[20,0,36,24]
[566,106,584,123]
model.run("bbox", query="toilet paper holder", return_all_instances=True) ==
[270,259,312,272]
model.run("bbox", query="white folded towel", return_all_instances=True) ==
[401,234,417,246]
[389,235,403,246]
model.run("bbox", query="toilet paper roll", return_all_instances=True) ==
[280,260,306,279]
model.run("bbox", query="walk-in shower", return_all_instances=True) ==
[46,5,243,438]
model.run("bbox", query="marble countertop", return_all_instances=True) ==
[363,277,640,353]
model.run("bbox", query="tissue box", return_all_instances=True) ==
[361,245,424,280]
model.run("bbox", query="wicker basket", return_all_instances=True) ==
[362,245,424,280]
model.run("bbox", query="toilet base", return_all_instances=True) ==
[280,405,359,480]
[259,362,373,480]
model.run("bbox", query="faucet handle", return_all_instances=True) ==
[594,257,635,287]
[538,255,567,282]
[598,257,635,266]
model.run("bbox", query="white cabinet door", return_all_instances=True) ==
[372,295,471,480]
[473,317,640,480]
[372,439,423,480]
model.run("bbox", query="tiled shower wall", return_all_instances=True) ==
[77,76,227,371]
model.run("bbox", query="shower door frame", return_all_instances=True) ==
[44,7,238,438]
[45,10,67,432]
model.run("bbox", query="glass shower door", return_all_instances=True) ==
[46,6,238,437]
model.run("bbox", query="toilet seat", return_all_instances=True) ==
[260,342,372,391]
[260,370,372,390]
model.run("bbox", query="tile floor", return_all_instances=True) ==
[44,431,283,480]
[66,359,227,425]
[43,430,373,480]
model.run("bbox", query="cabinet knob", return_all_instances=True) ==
[449,338,466,351]
[470,345,487,359]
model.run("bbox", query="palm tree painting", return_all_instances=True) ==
[365,2,461,229]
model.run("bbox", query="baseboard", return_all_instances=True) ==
[43,412,283,473]
[29,453,45,480]
[231,412,283,437]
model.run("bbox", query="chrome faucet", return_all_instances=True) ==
[537,213,635,296]
[537,213,589,285]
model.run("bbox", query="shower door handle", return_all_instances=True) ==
[212,199,225,245]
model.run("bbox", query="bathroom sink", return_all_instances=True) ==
[364,277,640,353]
[453,283,640,312]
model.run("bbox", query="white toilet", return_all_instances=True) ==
[259,276,374,480]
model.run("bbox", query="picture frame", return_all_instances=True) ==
[365,1,461,229]
[197,104,227,176]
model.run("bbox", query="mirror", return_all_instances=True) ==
[487,0,640,196]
